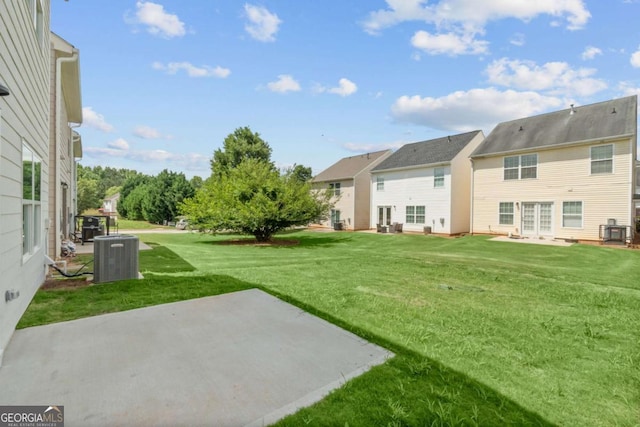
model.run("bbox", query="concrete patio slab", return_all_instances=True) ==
[489,235,574,246]
[0,289,392,426]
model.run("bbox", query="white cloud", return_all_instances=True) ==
[267,75,301,93]
[134,1,186,38]
[485,58,607,97]
[618,82,640,97]
[363,0,590,34]
[581,46,602,60]
[152,62,231,78]
[84,146,210,172]
[330,78,358,96]
[314,78,358,97]
[133,125,173,139]
[343,141,405,152]
[82,107,114,133]
[411,30,488,56]
[244,4,282,42]
[107,138,130,150]
[390,88,563,132]
[631,46,640,68]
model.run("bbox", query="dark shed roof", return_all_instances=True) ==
[312,150,392,182]
[471,95,637,158]
[371,130,483,172]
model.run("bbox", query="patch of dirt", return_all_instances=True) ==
[41,277,93,290]
[218,239,299,247]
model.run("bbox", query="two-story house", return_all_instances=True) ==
[1,0,52,366]
[471,95,637,242]
[370,131,484,234]
[312,150,392,230]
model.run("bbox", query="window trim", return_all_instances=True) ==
[329,182,341,197]
[434,167,445,188]
[498,202,515,225]
[562,201,583,229]
[376,176,384,191]
[590,144,613,175]
[504,154,538,180]
[22,141,43,261]
[406,205,426,224]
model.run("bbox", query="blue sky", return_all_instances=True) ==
[52,0,640,179]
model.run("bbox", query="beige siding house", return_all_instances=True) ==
[0,0,51,366]
[49,32,83,259]
[370,131,484,234]
[312,150,392,230]
[471,96,637,242]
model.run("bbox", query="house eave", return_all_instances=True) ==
[371,161,451,174]
[471,133,635,159]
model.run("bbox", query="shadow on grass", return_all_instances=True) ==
[23,233,554,426]
[140,242,196,273]
[266,288,555,427]
[193,233,354,248]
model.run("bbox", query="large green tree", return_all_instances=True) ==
[210,126,272,177]
[76,177,101,213]
[182,158,330,242]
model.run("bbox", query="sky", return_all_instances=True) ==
[51,0,640,179]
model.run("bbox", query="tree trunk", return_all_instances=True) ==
[254,230,272,242]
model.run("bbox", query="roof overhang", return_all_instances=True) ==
[52,32,82,124]
[371,161,451,174]
[470,133,635,159]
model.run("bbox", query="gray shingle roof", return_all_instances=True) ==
[471,95,637,158]
[371,130,483,172]
[312,150,392,182]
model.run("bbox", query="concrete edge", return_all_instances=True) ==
[244,351,395,427]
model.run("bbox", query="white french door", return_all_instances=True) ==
[522,202,553,237]
[377,206,392,226]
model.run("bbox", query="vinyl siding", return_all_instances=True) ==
[371,166,452,233]
[0,0,51,364]
[472,138,634,240]
[449,132,484,234]
[313,179,354,229]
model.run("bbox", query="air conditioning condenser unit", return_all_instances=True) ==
[93,235,139,284]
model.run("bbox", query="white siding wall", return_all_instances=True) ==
[0,0,51,365]
[371,166,452,233]
[472,138,634,241]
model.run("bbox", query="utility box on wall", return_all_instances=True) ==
[93,235,139,284]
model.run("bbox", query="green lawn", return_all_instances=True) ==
[21,231,640,426]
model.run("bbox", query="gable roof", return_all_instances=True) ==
[312,150,392,182]
[471,95,637,158]
[371,130,483,172]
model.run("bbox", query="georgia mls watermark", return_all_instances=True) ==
[0,406,64,427]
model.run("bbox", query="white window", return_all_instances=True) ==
[329,182,341,196]
[562,201,583,228]
[376,176,384,191]
[591,145,613,174]
[520,154,537,179]
[504,156,519,180]
[415,206,425,223]
[23,143,42,257]
[504,154,537,180]
[499,202,514,225]
[406,206,425,224]
[434,167,445,188]
[29,0,45,48]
